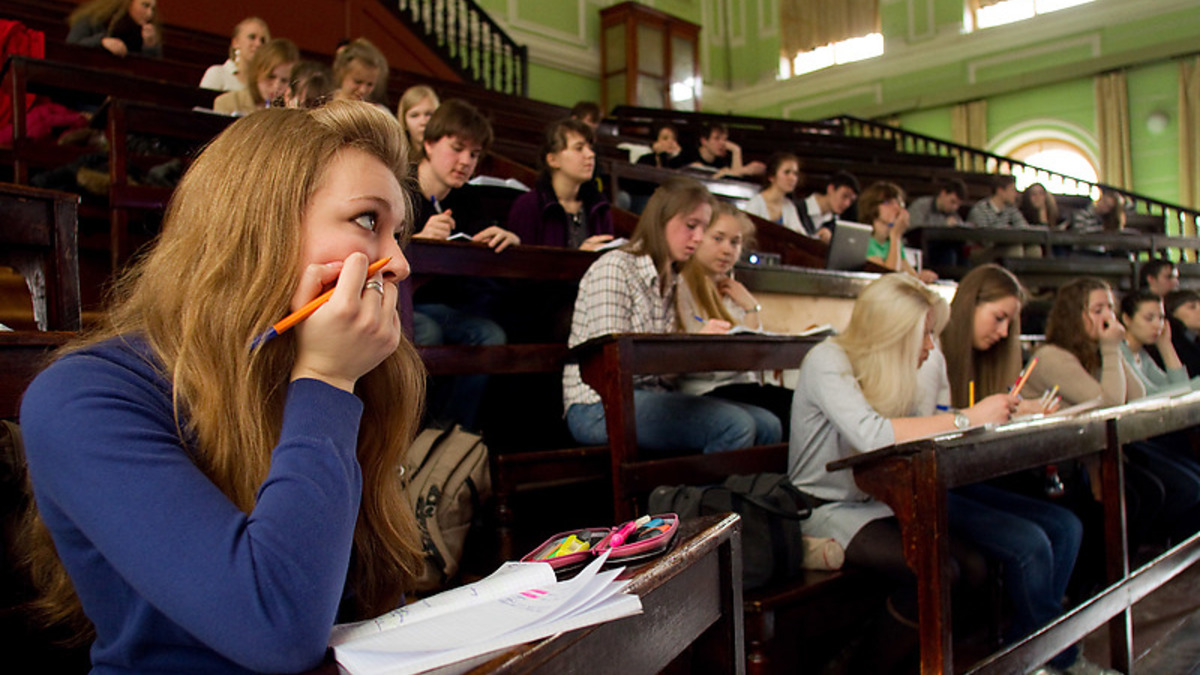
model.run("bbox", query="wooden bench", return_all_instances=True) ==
[1,56,218,183]
[103,98,234,267]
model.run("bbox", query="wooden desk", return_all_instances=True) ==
[829,392,1200,674]
[0,183,79,331]
[309,513,745,675]
[575,333,820,521]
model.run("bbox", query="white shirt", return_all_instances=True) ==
[745,193,804,234]
[200,59,244,92]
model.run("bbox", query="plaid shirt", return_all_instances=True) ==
[966,198,1029,228]
[563,250,678,409]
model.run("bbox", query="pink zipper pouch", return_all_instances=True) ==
[521,513,679,571]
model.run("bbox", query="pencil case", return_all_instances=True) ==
[521,513,679,571]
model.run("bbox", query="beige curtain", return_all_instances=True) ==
[968,0,1007,10]
[952,100,987,148]
[1181,57,1200,211]
[780,0,879,58]
[1095,71,1132,190]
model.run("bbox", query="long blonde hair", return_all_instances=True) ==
[679,202,754,325]
[22,101,425,639]
[244,38,299,105]
[397,85,439,162]
[835,273,948,417]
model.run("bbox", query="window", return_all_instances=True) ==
[966,0,1094,31]
[778,33,884,79]
[778,0,882,79]
[1007,139,1097,196]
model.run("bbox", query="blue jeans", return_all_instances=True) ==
[1126,438,1200,543]
[950,483,1083,669]
[413,303,506,432]
[565,389,780,455]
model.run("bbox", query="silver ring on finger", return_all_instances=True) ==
[364,279,385,296]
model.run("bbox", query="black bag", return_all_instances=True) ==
[648,473,812,590]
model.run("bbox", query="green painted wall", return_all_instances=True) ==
[527,62,602,108]
[478,0,1200,206]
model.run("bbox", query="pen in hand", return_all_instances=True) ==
[251,257,391,350]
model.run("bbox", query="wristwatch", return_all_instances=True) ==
[953,411,971,429]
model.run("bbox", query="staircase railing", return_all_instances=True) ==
[829,115,1200,245]
[393,0,528,97]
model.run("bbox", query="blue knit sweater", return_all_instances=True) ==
[21,337,364,673]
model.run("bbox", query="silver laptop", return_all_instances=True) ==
[825,220,873,271]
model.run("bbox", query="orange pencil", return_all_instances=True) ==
[1010,356,1039,398]
[251,257,391,349]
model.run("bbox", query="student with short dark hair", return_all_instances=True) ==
[1149,289,1200,376]
[967,175,1040,259]
[506,117,613,250]
[799,170,860,243]
[1140,258,1180,296]
[410,99,515,432]
[569,101,602,129]
[908,178,966,227]
[682,122,766,179]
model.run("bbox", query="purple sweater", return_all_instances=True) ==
[505,173,613,248]
[21,337,365,673]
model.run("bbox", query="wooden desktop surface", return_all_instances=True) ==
[829,391,1200,674]
[309,513,744,675]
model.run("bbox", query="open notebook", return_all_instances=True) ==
[331,553,641,675]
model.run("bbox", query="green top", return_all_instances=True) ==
[867,236,889,261]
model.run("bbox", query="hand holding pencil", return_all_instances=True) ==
[281,253,401,393]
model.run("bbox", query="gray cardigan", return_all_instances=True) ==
[789,340,897,546]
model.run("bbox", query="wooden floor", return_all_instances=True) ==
[1080,556,1200,674]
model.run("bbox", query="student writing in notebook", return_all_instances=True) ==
[789,273,1014,671]
[18,102,425,674]
[921,264,1114,675]
[409,99,515,431]
[563,177,781,453]
[676,203,792,436]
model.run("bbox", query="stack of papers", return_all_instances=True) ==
[331,554,642,675]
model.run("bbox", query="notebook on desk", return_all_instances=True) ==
[825,220,873,271]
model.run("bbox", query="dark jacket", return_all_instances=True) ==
[505,172,613,248]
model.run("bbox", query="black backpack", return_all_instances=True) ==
[648,473,812,590]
